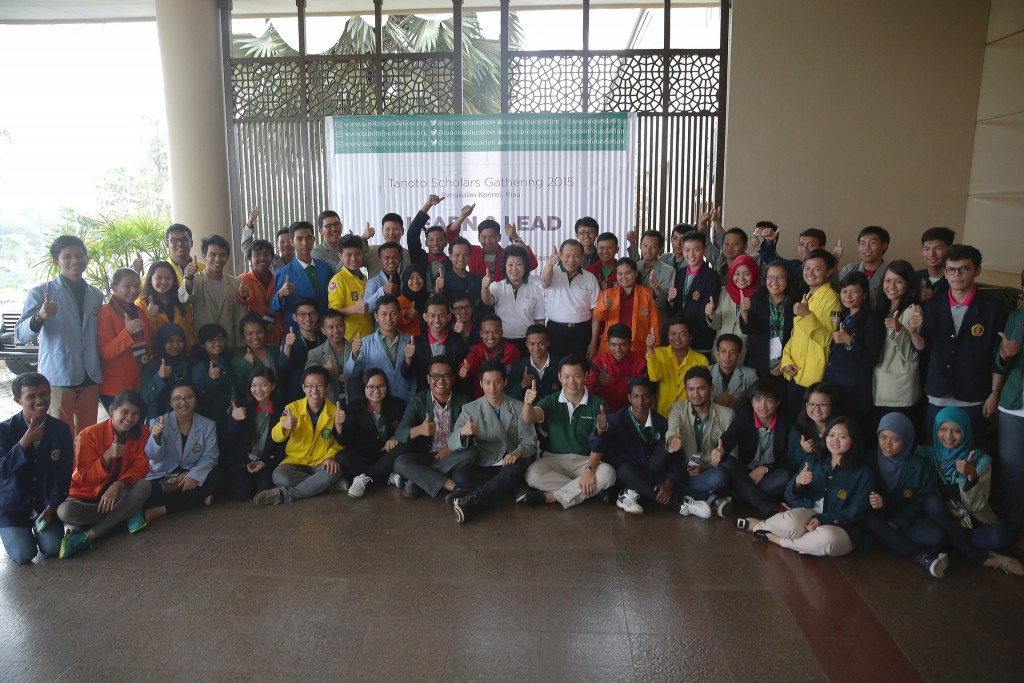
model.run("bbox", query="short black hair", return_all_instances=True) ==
[276,227,292,238]
[671,222,694,237]
[574,217,599,232]
[921,227,956,246]
[947,244,982,268]
[239,311,266,335]
[716,333,744,351]
[292,297,318,313]
[640,230,665,249]
[479,359,507,380]
[803,248,837,270]
[724,227,748,245]
[749,378,782,402]
[627,376,655,394]
[479,313,502,328]
[477,219,501,235]
[666,316,691,333]
[615,257,638,273]
[596,232,618,246]
[288,221,315,238]
[557,354,587,375]
[338,234,363,252]
[755,220,778,231]
[425,294,451,311]
[381,212,403,228]
[376,294,400,311]
[378,240,402,259]
[681,230,706,247]
[201,235,230,256]
[320,307,345,324]
[799,228,827,245]
[49,235,87,260]
[683,366,712,386]
[165,223,193,240]
[246,238,274,262]
[12,372,49,398]
[525,324,549,339]
[318,210,340,227]
[449,236,471,255]
[857,225,890,245]
[302,365,330,385]
[559,238,584,254]
[606,323,632,341]
[428,354,456,375]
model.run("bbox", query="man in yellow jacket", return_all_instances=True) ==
[254,366,345,505]
[780,249,840,412]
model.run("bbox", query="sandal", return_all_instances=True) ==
[736,518,750,531]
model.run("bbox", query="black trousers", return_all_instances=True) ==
[613,450,680,509]
[337,449,402,485]
[452,458,531,507]
[145,469,224,514]
[547,321,592,361]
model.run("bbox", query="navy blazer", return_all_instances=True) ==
[920,289,1005,403]
[590,408,683,484]
[823,312,885,414]
[338,396,408,459]
[219,404,286,470]
[0,413,74,527]
[270,257,335,321]
[739,296,794,378]
[403,331,470,393]
[720,408,793,472]
[671,265,722,351]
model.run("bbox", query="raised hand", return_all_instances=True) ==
[350,333,362,359]
[793,293,811,319]
[460,203,476,220]
[796,461,813,485]
[150,416,165,438]
[424,194,444,209]
[597,368,612,386]
[666,426,683,453]
[419,412,436,438]
[869,490,884,510]
[460,415,478,437]
[799,434,815,454]
[458,359,471,379]
[505,222,518,242]
[626,227,637,246]
[245,348,255,366]
[739,289,751,318]
[405,339,416,362]
[435,268,445,294]
[704,295,716,319]
[230,400,247,421]
[883,313,903,333]
[284,330,296,349]
[208,360,221,380]
[668,284,678,302]
[649,272,660,292]
[453,318,465,335]
[360,223,374,241]
[520,369,535,390]
[158,358,172,379]
[833,322,852,345]
[322,357,337,376]
[278,275,295,299]
[710,438,725,465]
[906,304,924,334]
[523,379,538,405]
[546,245,560,269]
[185,255,198,278]
[480,271,492,290]
[146,296,158,317]
[38,290,58,320]
[832,239,844,261]
[132,251,144,274]
[955,450,978,479]
[281,409,297,431]
[124,313,145,336]
[19,415,45,448]
[596,404,608,432]
[335,407,346,428]
[999,332,1020,360]
[603,288,613,310]
[248,206,260,225]
[646,327,657,351]
[238,281,250,298]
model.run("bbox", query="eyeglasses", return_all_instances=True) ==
[428,373,454,382]
[452,305,472,312]
[322,221,342,230]
[806,402,831,410]
[167,237,191,246]
[171,394,196,404]
[944,265,974,276]
[294,311,317,318]
[765,275,786,283]
[302,383,326,390]
[365,384,387,392]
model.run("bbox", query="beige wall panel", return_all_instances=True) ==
[976,31,1024,121]
[988,0,1024,43]
[963,194,1024,285]
[969,113,1024,194]
[724,0,988,268]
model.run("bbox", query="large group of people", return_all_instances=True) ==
[2,197,1023,580]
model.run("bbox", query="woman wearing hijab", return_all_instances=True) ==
[140,323,190,421]
[918,407,1023,575]
[995,269,1024,553]
[397,264,428,337]
[709,254,760,362]
[862,413,947,577]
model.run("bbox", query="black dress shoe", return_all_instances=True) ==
[516,490,547,507]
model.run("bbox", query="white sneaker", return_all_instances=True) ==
[388,473,406,488]
[679,496,712,519]
[348,474,372,499]
[615,489,644,515]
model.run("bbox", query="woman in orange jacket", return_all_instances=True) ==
[98,268,153,410]
[56,390,152,559]
[589,257,661,357]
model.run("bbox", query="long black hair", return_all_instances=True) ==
[143,261,188,320]
[873,259,919,317]
[109,389,147,441]
[822,415,864,469]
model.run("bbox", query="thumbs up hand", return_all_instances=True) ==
[833,322,852,345]
[546,245,560,269]
[39,290,58,320]
[710,438,725,465]
[460,415,478,437]
[279,275,295,298]
[435,268,445,294]
[132,251,144,274]
[208,360,221,380]
[150,416,165,438]
[158,357,172,379]
[335,407,346,428]
[666,425,683,453]
[124,313,145,335]
[739,289,751,317]
[883,312,903,333]
[231,400,247,421]
[832,239,844,261]
[646,327,657,351]
[649,272,660,292]
[284,330,296,349]
[238,281,250,299]
[603,287,613,310]
[799,434,816,454]
[350,333,362,359]
[626,227,637,246]
[418,412,436,438]
[405,338,417,362]
[523,378,538,405]
[793,294,811,319]
[281,408,297,431]
[999,332,1020,360]
[146,296,158,317]
[956,450,979,479]
[185,255,198,278]
[906,304,924,333]
[797,461,813,485]
[869,490,884,510]
[361,223,374,242]
[596,404,608,432]
[705,295,716,319]
[668,284,678,302]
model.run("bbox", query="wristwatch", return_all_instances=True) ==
[585,465,598,474]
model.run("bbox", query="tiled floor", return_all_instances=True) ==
[2,490,1023,682]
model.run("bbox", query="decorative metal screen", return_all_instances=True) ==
[224,2,726,248]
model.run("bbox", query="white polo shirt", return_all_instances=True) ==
[489,279,546,339]
[542,265,600,324]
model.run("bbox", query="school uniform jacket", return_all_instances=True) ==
[780,286,840,388]
[271,257,334,319]
[236,269,285,344]
[395,390,471,451]
[739,296,794,378]
[666,401,736,464]
[179,271,245,350]
[448,394,538,466]
[592,285,661,356]
[823,313,885,414]
[271,398,342,468]
[17,278,104,386]
[719,409,793,472]
[337,396,408,459]
[97,301,153,396]
[145,412,220,485]
[784,458,872,547]
[68,420,151,500]
[344,331,418,402]
[0,413,74,526]
[865,452,935,530]
[589,407,678,481]
[670,264,722,351]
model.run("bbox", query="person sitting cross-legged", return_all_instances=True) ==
[337,369,407,500]
[254,366,346,506]
[448,360,538,523]
[519,355,616,509]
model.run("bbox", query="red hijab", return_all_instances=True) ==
[724,254,761,304]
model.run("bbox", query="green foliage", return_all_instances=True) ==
[34,210,169,294]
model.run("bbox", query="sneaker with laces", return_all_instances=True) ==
[126,510,148,534]
[444,487,472,506]
[329,477,349,493]
[59,530,93,559]
[403,478,421,499]
[348,474,372,499]
[615,489,644,515]
[254,487,282,506]
[679,496,712,519]
[453,493,481,523]
[921,552,948,578]
[388,473,406,488]
[515,490,548,506]
[713,496,733,519]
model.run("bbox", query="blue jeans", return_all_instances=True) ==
[678,465,731,502]
[923,495,1010,564]
[998,410,1024,537]
[0,523,64,565]
[861,512,945,561]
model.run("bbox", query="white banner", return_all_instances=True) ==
[325,113,637,258]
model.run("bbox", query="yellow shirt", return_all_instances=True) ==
[328,267,373,341]
[781,285,840,387]
[271,398,342,467]
[647,347,709,417]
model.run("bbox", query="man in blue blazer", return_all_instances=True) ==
[271,221,335,324]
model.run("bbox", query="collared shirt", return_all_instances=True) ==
[535,388,606,455]
[531,355,551,375]
[948,287,977,336]
[489,279,546,338]
[751,412,778,469]
[431,396,453,453]
[428,330,448,357]
[378,331,401,366]
[543,265,600,324]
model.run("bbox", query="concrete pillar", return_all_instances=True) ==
[155,0,231,256]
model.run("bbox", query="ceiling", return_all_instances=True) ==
[0,0,713,23]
